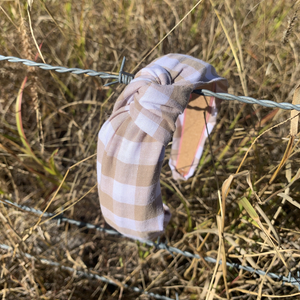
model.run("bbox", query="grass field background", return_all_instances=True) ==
[1,0,300,299]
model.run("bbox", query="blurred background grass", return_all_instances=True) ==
[1,0,300,299]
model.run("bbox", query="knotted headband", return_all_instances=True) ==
[97,54,228,241]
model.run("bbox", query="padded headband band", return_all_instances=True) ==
[97,54,228,241]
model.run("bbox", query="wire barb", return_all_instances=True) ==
[103,57,134,86]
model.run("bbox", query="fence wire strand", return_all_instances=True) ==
[1,54,300,111]
[0,243,177,300]
[0,55,134,86]
[1,54,300,298]
[1,198,300,293]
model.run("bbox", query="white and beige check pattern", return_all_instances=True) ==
[97,54,228,241]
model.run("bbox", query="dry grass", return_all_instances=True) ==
[1,0,300,299]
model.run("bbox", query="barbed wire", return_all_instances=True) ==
[193,89,300,111]
[0,199,199,258]
[1,54,300,111]
[1,199,300,292]
[0,55,134,86]
[0,243,177,300]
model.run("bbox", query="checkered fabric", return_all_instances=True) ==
[97,54,228,241]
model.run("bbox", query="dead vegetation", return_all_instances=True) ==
[1,0,300,299]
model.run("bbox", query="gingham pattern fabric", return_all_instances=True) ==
[97,54,228,241]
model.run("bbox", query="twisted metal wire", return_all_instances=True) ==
[0,55,134,86]
[0,199,198,257]
[1,199,300,290]
[193,89,300,111]
[0,243,176,300]
[1,53,300,110]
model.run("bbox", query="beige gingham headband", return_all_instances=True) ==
[97,54,228,241]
